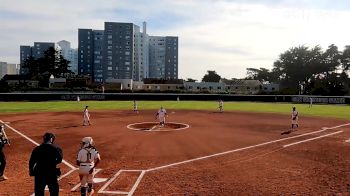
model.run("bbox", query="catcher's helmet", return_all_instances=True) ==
[81,137,93,148]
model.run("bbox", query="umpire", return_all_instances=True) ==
[29,132,63,196]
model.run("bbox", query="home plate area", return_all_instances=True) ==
[57,168,144,195]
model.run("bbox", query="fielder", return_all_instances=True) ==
[218,100,224,112]
[76,137,101,196]
[83,106,91,126]
[133,100,138,113]
[155,106,167,127]
[309,97,313,108]
[291,107,299,129]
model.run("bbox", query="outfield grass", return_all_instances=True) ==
[0,101,349,119]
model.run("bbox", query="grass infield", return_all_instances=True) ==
[0,101,349,119]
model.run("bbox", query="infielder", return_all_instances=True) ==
[291,107,299,129]
[76,137,101,196]
[0,125,9,181]
[83,106,91,126]
[155,106,167,127]
[218,100,224,112]
[309,97,313,108]
[133,100,138,113]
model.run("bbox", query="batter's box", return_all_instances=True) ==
[70,169,108,192]
[98,170,146,195]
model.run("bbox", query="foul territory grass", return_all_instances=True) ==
[0,101,349,119]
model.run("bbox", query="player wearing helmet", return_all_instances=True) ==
[29,132,63,196]
[76,137,101,196]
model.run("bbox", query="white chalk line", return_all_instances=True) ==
[0,120,76,170]
[98,169,145,194]
[58,168,78,180]
[283,130,344,148]
[128,170,146,196]
[0,119,80,196]
[146,122,350,172]
[4,119,349,195]
[71,168,103,192]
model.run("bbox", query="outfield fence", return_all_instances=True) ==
[0,93,349,104]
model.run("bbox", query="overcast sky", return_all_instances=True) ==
[1,0,350,80]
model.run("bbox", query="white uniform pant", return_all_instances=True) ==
[159,116,166,124]
[291,117,299,125]
[79,164,94,187]
[83,115,90,125]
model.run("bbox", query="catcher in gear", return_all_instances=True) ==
[76,137,101,196]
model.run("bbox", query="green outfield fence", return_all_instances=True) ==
[0,93,349,104]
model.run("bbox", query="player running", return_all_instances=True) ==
[83,106,91,126]
[77,137,101,196]
[155,106,167,127]
[291,107,299,129]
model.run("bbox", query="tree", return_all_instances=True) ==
[202,70,221,82]
[271,45,326,94]
[22,47,72,87]
[246,67,278,83]
[186,78,197,82]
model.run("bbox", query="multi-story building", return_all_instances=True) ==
[0,62,19,79]
[149,36,178,79]
[20,42,55,74]
[78,29,104,82]
[78,21,177,82]
[57,40,78,74]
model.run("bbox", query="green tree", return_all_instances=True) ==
[246,67,278,83]
[186,78,197,82]
[202,70,221,82]
[22,47,72,87]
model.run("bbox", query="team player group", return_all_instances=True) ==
[1,101,301,195]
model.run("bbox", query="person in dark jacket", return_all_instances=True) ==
[29,132,63,196]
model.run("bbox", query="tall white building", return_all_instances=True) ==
[0,62,19,79]
[57,40,78,74]
[149,36,178,79]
